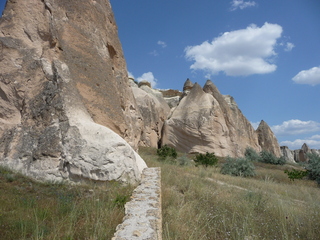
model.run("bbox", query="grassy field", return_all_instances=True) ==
[0,166,134,240]
[139,147,320,240]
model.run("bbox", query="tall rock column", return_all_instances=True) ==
[0,0,146,183]
[256,120,281,157]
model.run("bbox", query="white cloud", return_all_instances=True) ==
[292,66,320,86]
[137,72,158,87]
[149,50,159,56]
[271,119,320,136]
[157,40,167,48]
[185,22,282,76]
[230,0,256,11]
[280,136,320,150]
[284,42,295,52]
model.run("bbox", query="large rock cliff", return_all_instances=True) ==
[0,0,146,183]
[161,80,262,157]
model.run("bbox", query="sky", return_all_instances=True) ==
[1,0,319,150]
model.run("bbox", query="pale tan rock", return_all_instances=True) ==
[162,80,261,157]
[132,83,170,148]
[0,0,146,183]
[256,120,281,157]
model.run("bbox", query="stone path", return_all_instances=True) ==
[112,167,162,240]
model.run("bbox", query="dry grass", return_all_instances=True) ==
[139,147,320,240]
[0,166,135,240]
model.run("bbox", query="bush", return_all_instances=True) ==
[284,169,308,181]
[220,157,255,177]
[157,145,177,160]
[244,147,260,161]
[194,152,218,168]
[259,150,286,165]
[306,152,320,185]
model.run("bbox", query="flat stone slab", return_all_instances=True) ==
[112,167,162,240]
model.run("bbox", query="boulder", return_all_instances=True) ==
[256,120,281,157]
[280,146,295,163]
[132,82,170,148]
[0,0,146,183]
[162,80,261,157]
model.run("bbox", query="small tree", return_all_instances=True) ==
[157,145,177,161]
[194,152,218,168]
[220,157,255,177]
[244,147,260,162]
[259,150,286,165]
[306,152,320,185]
[284,169,308,181]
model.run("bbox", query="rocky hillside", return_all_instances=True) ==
[132,78,281,158]
[0,0,283,184]
[0,0,146,183]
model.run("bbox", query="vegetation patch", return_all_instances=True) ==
[139,147,320,240]
[157,144,177,161]
[0,166,134,240]
[220,157,256,177]
[194,152,219,168]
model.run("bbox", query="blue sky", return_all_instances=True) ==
[1,0,319,150]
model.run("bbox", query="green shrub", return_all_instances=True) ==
[244,147,260,161]
[284,169,308,181]
[259,150,286,165]
[157,145,177,160]
[193,152,218,168]
[112,194,130,209]
[306,152,320,185]
[220,157,256,177]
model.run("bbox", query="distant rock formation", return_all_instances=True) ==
[131,80,170,148]
[280,146,295,163]
[256,120,281,157]
[0,0,146,183]
[280,143,320,162]
[161,79,262,157]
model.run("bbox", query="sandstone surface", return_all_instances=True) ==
[256,120,281,157]
[161,80,261,157]
[131,80,170,148]
[280,146,295,163]
[0,0,146,183]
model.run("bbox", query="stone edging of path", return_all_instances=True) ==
[112,167,162,240]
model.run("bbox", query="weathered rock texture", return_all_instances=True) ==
[131,80,170,148]
[281,143,320,162]
[256,120,281,157]
[113,167,162,240]
[0,0,146,183]
[162,80,261,157]
[280,146,295,163]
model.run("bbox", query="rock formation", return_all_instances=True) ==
[281,143,320,162]
[0,0,146,183]
[161,79,261,157]
[131,80,170,148]
[256,120,281,157]
[280,146,295,163]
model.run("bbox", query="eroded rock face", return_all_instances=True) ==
[0,0,146,183]
[131,80,170,148]
[161,80,261,157]
[280,146,295,163]
[256,120,281,157]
